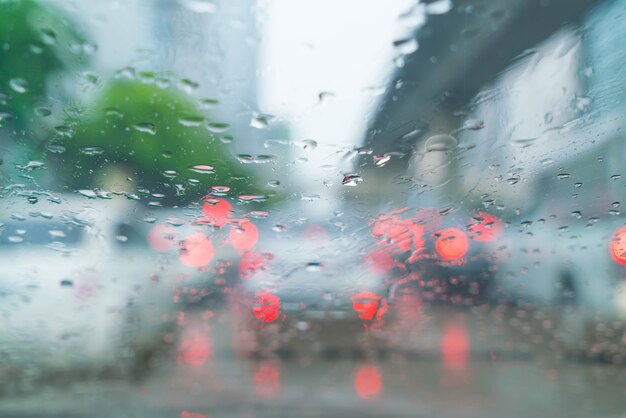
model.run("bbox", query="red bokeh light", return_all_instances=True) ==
[179,233,214,267]
[177,333,213,367]
[354,366,382,399]
[352,291,387,321]
[469,212,503,242]
[365,248,396,274]
[370,210,425,262]
[229,219,259,251]
[435,227,469,260]
[148,224,177,251]
[201,197,232,227]
[239,250,269,280]
[253,291,281,323]
[180,411,208,418]
[610,227,626,265]
[441,322,470,369]
[254,363,281,397]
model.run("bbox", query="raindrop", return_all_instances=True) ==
[183,0,216,13]
[36,107,52,117]
[77,190,97,199]
[318,91,336,102]
[15,160,45,171]
[305,262,323,272]
[571,211,582,219]
[267,180,280,187]
[301,194,320,202]
[425,134,458,152]
[211,186,230,195]
[41,28,57,45]
[507,176,520,185]
[249,211,269,219]
[510,137,537,146]
[55,125,74,137]
[180,78,199,92]
[299,139,318,151]
[199,98,219,109]
[342,173,363,187]
[133,122,156,135]
[393,38,418,55]
[236,154,276,164]
[162,170,178,179]
[461,119,485,130]
[544,112,553,124]
[9,78,28,94]
[611,174,621,180]
[79,146,104,156]
[250,113,275,129]
[374,155,391,167]
[206,122,229,133]
[557,173,571,180]
[426,0,452,15]
[178,115,205,127]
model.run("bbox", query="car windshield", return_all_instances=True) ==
[2,1,626,417]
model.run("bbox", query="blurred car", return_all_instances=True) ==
[366,203,502,307]
[488,213,626,357]
[0,194,184,386]
[229,223,393,359]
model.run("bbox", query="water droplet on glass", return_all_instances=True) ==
[461,119,485,130]
[318,91,336,102]
[342,173,363,187]
[426,0,452,14]
[299,139,318,151]
[425,134,458,152]
[183,0,216,14]
[250,113,275,129]
[15,160,45,171]
[41,28,57,45]
[206,122,229,133]
[305,262,323,272]
[393,38,418,55]
[301,194,320,202]
[611,174,621,180]
[211,186,230,194]
[199,98,219,109]
[77,190,97,199]
[267,180,280,188]
[79,146,104,156]
[557,173,571,180]
[236,154,276,164]
[36,107,52,117]
[179,115,205,127]
[133,122,156,135]
[179,78,200,92]
[510,137,537,147]
[374,155,391,167]
[9,78,28,94]
[162,169,178,179]
[47,144,66,154]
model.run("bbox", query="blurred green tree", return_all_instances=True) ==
[51,79,269,206]
[0,0,87,130]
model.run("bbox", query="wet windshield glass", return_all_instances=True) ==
[2,1,626,417]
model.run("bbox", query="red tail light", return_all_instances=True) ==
[610,227,626,265]
[469,212,502,242]
[435,227,469,260]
